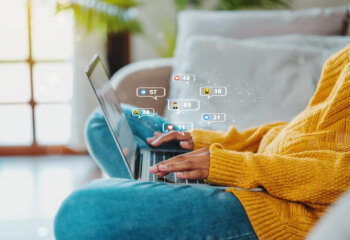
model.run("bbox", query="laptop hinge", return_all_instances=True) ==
[135,148,142,179]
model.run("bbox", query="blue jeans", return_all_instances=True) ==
[54,106,258,240]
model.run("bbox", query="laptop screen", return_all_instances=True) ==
[86,55,138,178]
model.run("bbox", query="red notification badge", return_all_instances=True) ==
[174,75,180,81]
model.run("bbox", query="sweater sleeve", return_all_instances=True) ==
[208,143,350,205]
[191,121,287,152]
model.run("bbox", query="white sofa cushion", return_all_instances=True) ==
[174,6,348,58]
[165,35,350,131]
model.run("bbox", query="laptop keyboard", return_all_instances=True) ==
[148,151,204,184]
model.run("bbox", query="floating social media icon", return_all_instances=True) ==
[132,108,155,118]
[203,88,211,95]
[172,74,196,83]
[162,122,193,135]
[167,99,200,112]
[172,102,178,109]
[201,113,226,123]
[200,86,227,99]
[140,89,146,95]
[136,87,166,100]
[133,109,140,116]
[167,124,174,131]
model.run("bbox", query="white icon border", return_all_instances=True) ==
[199,86,228,99]
[167,99,200,112]
[136,87,166,100]
[201,113,226,123]
[162,122,194,133]
[132,108,155,118]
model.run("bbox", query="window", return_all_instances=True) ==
[0,0,77,155]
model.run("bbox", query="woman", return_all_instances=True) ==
[55,46,350,240]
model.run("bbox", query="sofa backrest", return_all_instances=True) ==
[174,6,348,58]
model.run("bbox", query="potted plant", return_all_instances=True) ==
[56,0,142,74]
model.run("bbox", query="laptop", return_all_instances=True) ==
[85,54,205,185]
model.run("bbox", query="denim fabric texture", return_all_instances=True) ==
[54,105,258,240]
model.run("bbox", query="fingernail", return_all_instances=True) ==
[146,138,153,143]
[158,165,167,171]
[180,142,189,147]
[151,140,158,145]
[176,172,183,178]
[149,166,157,173]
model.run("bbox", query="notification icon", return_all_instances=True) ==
[167,124,174,131]
[140,89,146,95]
[174,75,180,81]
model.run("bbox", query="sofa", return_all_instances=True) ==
[86,5,350,240]
[111,5,349,119]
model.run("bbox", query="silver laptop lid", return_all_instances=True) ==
[85,54,137,178]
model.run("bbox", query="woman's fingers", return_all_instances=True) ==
[177,170,209,180]
[122,148,129,155]
[179,140,194,150]
[150,148,210,176]
[157,169,209,179]
[149,153,188,173]
[148,131,192,147]
[146,132,162,144]
[158,156,209,172]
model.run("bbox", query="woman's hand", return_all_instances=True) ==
[149,148,210,180]
[146,131,194,150]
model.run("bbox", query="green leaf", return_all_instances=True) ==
[56,0,142,35]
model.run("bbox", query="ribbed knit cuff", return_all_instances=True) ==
[190,129,225,150]
[207,143,248,187]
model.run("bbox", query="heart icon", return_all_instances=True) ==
[167,124,174,131]
[174,75,180,81]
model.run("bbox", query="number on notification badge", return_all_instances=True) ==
[201,113,226,123]
[200,86,227,99]
[136,87,166,100]
[172,74,195,83]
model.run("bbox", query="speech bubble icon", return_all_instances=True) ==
[201,113,226,123]
[200,86,227,99]
[136,87,166,100]
[132,108,155,118]
[162,122,193,135]
[172,74,196,83]
[167,99,200,113]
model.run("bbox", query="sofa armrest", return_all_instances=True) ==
[110,58,173,116]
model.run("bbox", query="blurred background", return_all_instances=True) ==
[0,0,349,239]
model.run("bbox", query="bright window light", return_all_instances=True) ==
[35,104,72,145]
[0,105,33,146]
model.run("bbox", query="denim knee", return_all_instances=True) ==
[84,108,131,178]
[54,187,98,240]
[54,179,129,240]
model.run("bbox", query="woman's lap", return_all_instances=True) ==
[54,178,257,240]
[55,106,257,240]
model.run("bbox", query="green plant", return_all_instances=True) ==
[215,0,290,10]
[56,0,142,34]
[174,0,203,11]
[174,0,290,11]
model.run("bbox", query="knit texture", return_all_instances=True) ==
[191,45,350,240]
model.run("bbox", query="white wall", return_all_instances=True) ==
[130,0,350,62]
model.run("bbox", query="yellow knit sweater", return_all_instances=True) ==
[191,45,350,240]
